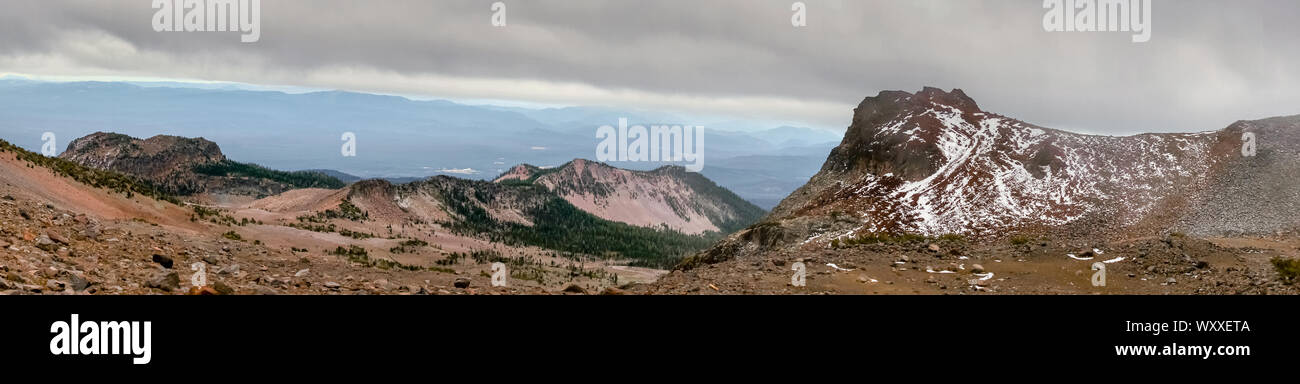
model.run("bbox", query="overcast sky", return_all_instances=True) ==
[1,0,1297,134]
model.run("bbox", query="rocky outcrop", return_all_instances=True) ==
[61,132,224,195]
[60,132,343,197]
[494,159,765,234]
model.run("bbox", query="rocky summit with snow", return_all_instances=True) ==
[641,87,1300,295]
[693,87,1300,261]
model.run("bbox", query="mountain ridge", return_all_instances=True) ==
[494,158,765,234]
[1,79,834,209]
[682,87,1300,269]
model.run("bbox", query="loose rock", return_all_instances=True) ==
[146,271,180,292]
[151,254,174,269]
[35,234,58,252]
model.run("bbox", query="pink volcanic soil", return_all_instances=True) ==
[0,151,201,233]
[537,159,721,234]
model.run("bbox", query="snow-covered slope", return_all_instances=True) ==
[770,87,1299,241]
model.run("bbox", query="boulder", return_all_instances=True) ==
[146,271,180,292]
[151,254,174,269]
[59,271,89,291]
[213,281,236,295]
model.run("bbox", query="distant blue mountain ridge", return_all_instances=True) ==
[0,79,842,209]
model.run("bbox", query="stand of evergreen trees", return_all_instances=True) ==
[428,178,720,269]
[193,160,346,189]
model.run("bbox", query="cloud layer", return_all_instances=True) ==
[1,0,1297,134]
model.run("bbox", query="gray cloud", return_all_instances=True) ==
[1,0,1298,134]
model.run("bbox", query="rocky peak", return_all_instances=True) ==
[491,158,764,234]
[914,87,980,112]
[493,164,542,183]
[829,87,991,182]
[849,87,980,131]
[771,87,1300,243]
[61,132,225,179]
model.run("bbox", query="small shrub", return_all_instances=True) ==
[1272,257,1300,285]
[1010,235,1031,246]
